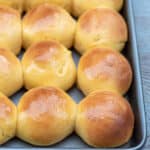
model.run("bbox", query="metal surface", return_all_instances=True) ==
[1,0,146,149]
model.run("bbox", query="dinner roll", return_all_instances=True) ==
[24,0,72,13]
[22,40,76,91]
[17,87,77,146]
[77,48,132,95]
[0,92,17,145]
[23,3,76,49]
[0,48,23,96]
[0,0,24,13]
[74,8,128,54]
[73,0,123,17]
[0,6,22,55]
[76,91,134,148]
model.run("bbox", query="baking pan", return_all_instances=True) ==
[2,0,146,149]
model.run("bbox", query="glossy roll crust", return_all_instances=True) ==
[76,91,134,148]
[24,0,72,13]
[0,48,23,96]
[22,40,76,91]
[17,87,77,146]
[0,92,17,145]
[72,0,123,17]
[0,6,22,55]
[77,48,132,95]
[74,8,128,54]
[0,0,24,13]
[23,3,76,49]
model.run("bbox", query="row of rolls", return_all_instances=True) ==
[0,39,132,98]
[0,87,134,148]
[0,0,123,16]
[0,2,126,55]
[0,0,134,148]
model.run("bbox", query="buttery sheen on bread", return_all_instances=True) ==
[24,0,72,13]
[0,0,24,13]
[23,3,76,49]
[77,48,132,95]
[75,8,128,54]
[72,0,123,17]
[0,92,17,145]
[76,91,134,148]
[0,48,23,96]
[22,40,76,91]
[17,87,77,146]
[0,6,22,55]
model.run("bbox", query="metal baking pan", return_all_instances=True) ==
[2,0,146,149]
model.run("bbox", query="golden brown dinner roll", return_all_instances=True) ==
[0,6,22,55]
[0,92,17,145]
[77,48,132,95]
[0,48,23,96]
[0,0,24,13]
[74,8,128,54]
[76,91,134,148]
[73,0,123,17]
[17,87,77,146]
[23,3,76,49]
[24,0,72,13]
[22,40,76,91]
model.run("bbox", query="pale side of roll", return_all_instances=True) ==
[0,6,22,55]
[0,0,24,13]
[72,0,123,17]
[24,0,72,13]
[0,48,23,96]
[0,92,17,145]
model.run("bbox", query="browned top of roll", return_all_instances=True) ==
[77,91,134,147]
[78,48,132,94]
[23,3,72,29]
[78,8,127,42]
[17,87,77,145]
[23,40,67,62]
[18,87,76,116]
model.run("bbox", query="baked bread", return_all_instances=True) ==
[22,3,76,49]
[17,87,77,146]
[0,6,22,55]
[76,91,134,148]
[0,92,17,145]
[73,0,123,17]
[22,40,76,91]
[0,48,23,96]
[77,48,132,95]
[24,0,72,13]
[74,8,128,54]
[0,0,24,13]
